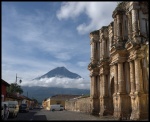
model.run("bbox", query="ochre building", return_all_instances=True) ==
[88,2,149,120]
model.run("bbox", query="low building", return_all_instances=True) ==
[43,94,81,110]
[1,79,10,102]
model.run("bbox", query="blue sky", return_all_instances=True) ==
[2,2,117,89]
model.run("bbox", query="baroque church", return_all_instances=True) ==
[88,1,149,120]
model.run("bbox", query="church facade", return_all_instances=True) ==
[88,2,149,120]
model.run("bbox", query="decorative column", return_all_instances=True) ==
[129,61,135,93]
[113,63,119,118]
[118,62,126,93]
[127,12,132,40]
[131,8,139,43]
[134,59,144,93]
[131,9,138,33]
[114,18,117,40]
[90,38,95,61]
[130,58,148,120]
[103,75,108,96]
[102,38,105,58]
[90,74,99,115]
[116,15,121,39]
[100,40,102,60]
[99,68,109,116]
[114,64,118,94]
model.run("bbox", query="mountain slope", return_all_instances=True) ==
[33,67,82,80]
[22,86,90,103]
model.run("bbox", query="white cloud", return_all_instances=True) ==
[77,61,89,67]
[57,2,117,34]
[57,2,86,20]
[54,52,71,61]
[21,77,90,89]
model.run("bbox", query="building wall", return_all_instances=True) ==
[1,84,8,101]
[44,98,66,110]
[65,97,91,113]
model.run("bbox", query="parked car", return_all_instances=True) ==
[1,104,4,120]
[1,102,9,120]
[19,104,29,112]
[5,101,19,118]
[29,106,34,110]
[50,104,64,111]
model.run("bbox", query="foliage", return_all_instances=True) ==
[32,97,39,104]
[6,83,23,94]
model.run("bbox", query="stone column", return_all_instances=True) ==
[134,59,144,93]
[114,18,117,40]
[129,61,135,93]
[102,75,105,96]
[100,41,102,60]
[90,76,93,96]
[130,58,148,120]
[99,75,103,96]
[102,39,105,58]
[91,76,97,98]
[131,9,139,36]
[127,12,132,40]
[90,44,93,59]
[116,14,122,39]
[103,75,108,97]
[90,74,99,115]
[118,62,126,93]
[93,43,96,60]
[114,64,118,94]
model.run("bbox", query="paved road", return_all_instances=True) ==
[7,109,115,121]
[7,109,148,121]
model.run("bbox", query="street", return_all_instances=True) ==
[7,108,114,121]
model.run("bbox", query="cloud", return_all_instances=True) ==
[57,2,117,34]
[54,52,71,61]
[21,77,90,89]
[77,61,89,67]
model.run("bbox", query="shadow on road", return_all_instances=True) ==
[32,115,47,120]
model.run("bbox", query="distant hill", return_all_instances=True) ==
[33,67,82,80]
[22,86,90,103]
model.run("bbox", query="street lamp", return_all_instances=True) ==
[16,73,22,84]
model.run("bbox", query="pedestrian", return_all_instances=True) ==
[4,104,9,120]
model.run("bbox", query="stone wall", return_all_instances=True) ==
[65,97,91,113]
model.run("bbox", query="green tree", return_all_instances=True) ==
[6,83,23,94]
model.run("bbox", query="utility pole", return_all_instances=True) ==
[16,73,22,84]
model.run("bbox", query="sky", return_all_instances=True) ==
[2,1,117,89]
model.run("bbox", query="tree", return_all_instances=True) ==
[6,83,23,94]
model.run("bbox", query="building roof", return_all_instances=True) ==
[1,79,10,86]
[6,93,33,101]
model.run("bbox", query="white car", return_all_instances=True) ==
[5,101,19,118]
[1,102,9,120]
[1,105,4,120]
[50,104,64,111]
